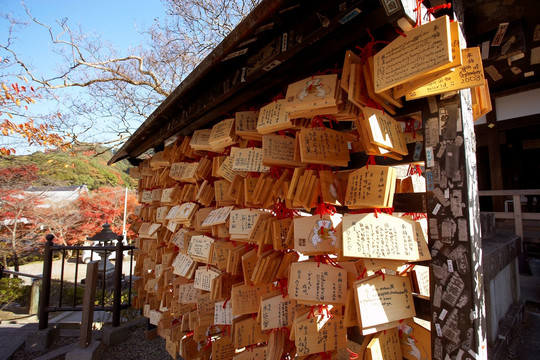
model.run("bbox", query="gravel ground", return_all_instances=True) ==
[9,323,171,360]
[101,324,171,360]
[11,336,79,360]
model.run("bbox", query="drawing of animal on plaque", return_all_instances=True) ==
[309,219,337,247]
[297,77,331,100]
[399,320,431,360]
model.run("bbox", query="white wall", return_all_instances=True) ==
[495,88,540,121]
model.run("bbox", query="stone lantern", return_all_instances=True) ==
[86,223,119,276]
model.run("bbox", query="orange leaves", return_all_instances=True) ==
[0,80,70,155]
[0,118,71,156]
[0,147,16,156]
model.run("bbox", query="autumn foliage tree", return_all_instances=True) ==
[0,164,43,270]
[0,56,70,155]
[77,187,138,241]
[1,1,260,151]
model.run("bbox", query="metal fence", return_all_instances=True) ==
[38,234,135,330]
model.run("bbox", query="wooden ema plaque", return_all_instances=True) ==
[398,319,431,360]
[231,282,273,316]
[256,99,292,134]
[360,107,409,156]
[172,253,196,278]
[231,147,269,172]
[366,328,402,360]
[293,215,339,255]
[214,299,233,325]
[393,20,462,98]
[345,165,397,209]
[187,234,214,263]
[209,118,236,148]
[298,127,350,167]
[343,213,430,261]
[373,15,452,93]
[212,335,236,360]
[202,205,233,227]
[262,134,302,167]
[284,74,339,111]
[190,129,213,150]
[235,110,260,140]
[260,291,296,330]
[288,262,347,305]
[295,314,346,356]
[406,47,485,100]
[233,346,267,359]
[354,274,415,331]
[232,315,270,348]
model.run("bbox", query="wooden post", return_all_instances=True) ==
[80,261,99,348]
[513,194,524,248]
[29,279,40,315]
[38,234,55,330]
[112,237,124,328]
[423,91,487,359]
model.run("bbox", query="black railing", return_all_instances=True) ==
[38,234,136,330]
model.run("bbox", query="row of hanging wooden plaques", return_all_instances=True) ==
[129,13,489,360]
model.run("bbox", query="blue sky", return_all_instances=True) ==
[1,0,166,65]
[0,0,168,153]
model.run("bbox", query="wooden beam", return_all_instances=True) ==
[80,261,98,348]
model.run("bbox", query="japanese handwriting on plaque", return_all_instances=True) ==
[298,127,350,167]
[172,253,196,278]
[194,266,220,291]
[260,291,296,330]
[256,99,292,134]
[231,147,269,172]
[214,299,233,325]
[343,213,430,261]
[345,165,397,208]
[202,206,234,227]
[262,134,302,167]
[233,346,268,360]
[354,274,416,330]
[231,283,273,316]
[212,336,236,360]
[373,15,452,93]
[366,328,402,360]
[288,262,347,305]
[178,283,201,304]
[232,315,270,348]
[295,314,346,356]
[187,235,214,263]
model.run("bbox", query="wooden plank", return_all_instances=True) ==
[80,261,98,348]
[478,189,540,196]
[489,212,540,220]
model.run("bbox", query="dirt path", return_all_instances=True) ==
[8,258,134,286]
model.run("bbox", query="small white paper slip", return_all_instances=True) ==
[439,308,448,321]
[435,323,443,337]
[433,203,442,215]
[447,259,454,273]
[425,147,435,168]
